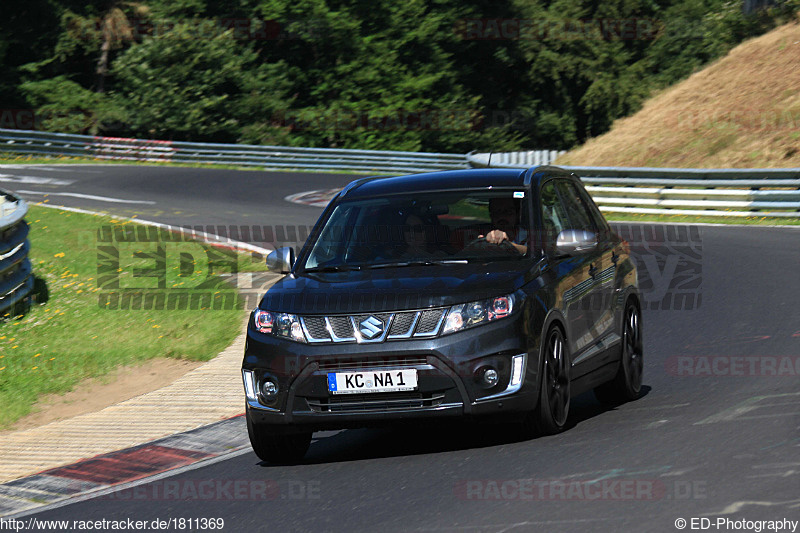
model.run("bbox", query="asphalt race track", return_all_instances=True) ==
[6,164,800,532]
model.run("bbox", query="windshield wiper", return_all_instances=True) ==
[367,259,468,269]
[304,264,362,273]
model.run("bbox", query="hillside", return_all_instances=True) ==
[557,21,800,168]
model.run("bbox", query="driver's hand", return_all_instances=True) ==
[484,230,509,244]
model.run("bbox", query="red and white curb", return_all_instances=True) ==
[0,415,250,518]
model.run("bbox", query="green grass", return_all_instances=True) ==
[0,205,267,429]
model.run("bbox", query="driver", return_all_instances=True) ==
[480,197,527,254]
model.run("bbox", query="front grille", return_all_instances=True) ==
[415,309,445,335]
[291,308,448,344]
[389,312,417,336]
[353,314,392,338]
[329,316,354,339]
[318,355,427,371]
[306,392,446,413]
[303,317,330,341]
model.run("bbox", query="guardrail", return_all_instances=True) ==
[0,128,468,174]
[3,129,799,218]
[470,153,800,218]
[0,189,34,316]
[566,166,800,218]
[468,150,566,167]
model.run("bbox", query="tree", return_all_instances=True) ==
[94,2,151,93]
[111,23,290,141]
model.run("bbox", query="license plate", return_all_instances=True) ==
[327,369,418,395]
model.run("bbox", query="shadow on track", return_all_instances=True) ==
[256,385,651,467]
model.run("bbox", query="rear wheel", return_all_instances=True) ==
[594,301,643,405]
[246,409,311,464]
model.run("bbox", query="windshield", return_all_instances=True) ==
[301,189,531,270]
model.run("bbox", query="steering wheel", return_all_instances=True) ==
[462,236,522,255]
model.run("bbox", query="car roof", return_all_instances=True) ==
[340,166,573,199]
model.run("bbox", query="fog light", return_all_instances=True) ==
[481,367,499,388]
[261,379,279,401]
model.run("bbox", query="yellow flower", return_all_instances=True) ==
[34,353,40,357]
[32,366,38,370]
[54,252,65,258]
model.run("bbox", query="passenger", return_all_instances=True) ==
[400,212,446,258]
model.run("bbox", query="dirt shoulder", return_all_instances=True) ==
[1,358,203,434]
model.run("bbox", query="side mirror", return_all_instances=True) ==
[555,230,597,256]
[266,246,295,273]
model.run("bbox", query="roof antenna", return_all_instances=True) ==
[487,151,493,168]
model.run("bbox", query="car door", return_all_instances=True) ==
[572,179,619,345]
[539,178,595,363]
[553,179,613,377]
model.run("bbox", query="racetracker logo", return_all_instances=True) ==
[454,479,707,501]
[67,17,321,41]
[271,108,479,132]
[454,18,659,41]
[665,356,800,377]
[97,479,320,501]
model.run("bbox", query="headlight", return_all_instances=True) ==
[253,309,307,343]
[442,294,516,335]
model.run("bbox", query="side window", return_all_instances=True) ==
[574,182,611,240]
[556,181,596,234]
[539,180,570,249]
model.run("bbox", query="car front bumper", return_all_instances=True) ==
[242,313,542,431]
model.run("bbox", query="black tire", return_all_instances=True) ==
[535,326,571,435]
[246,410,312,464]
[594,301,643,405]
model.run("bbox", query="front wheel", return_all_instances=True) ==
[246,410,312,464]
[534,326,571,435]
[594,301,643,405]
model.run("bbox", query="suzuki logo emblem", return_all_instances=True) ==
[359,316,384,339]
